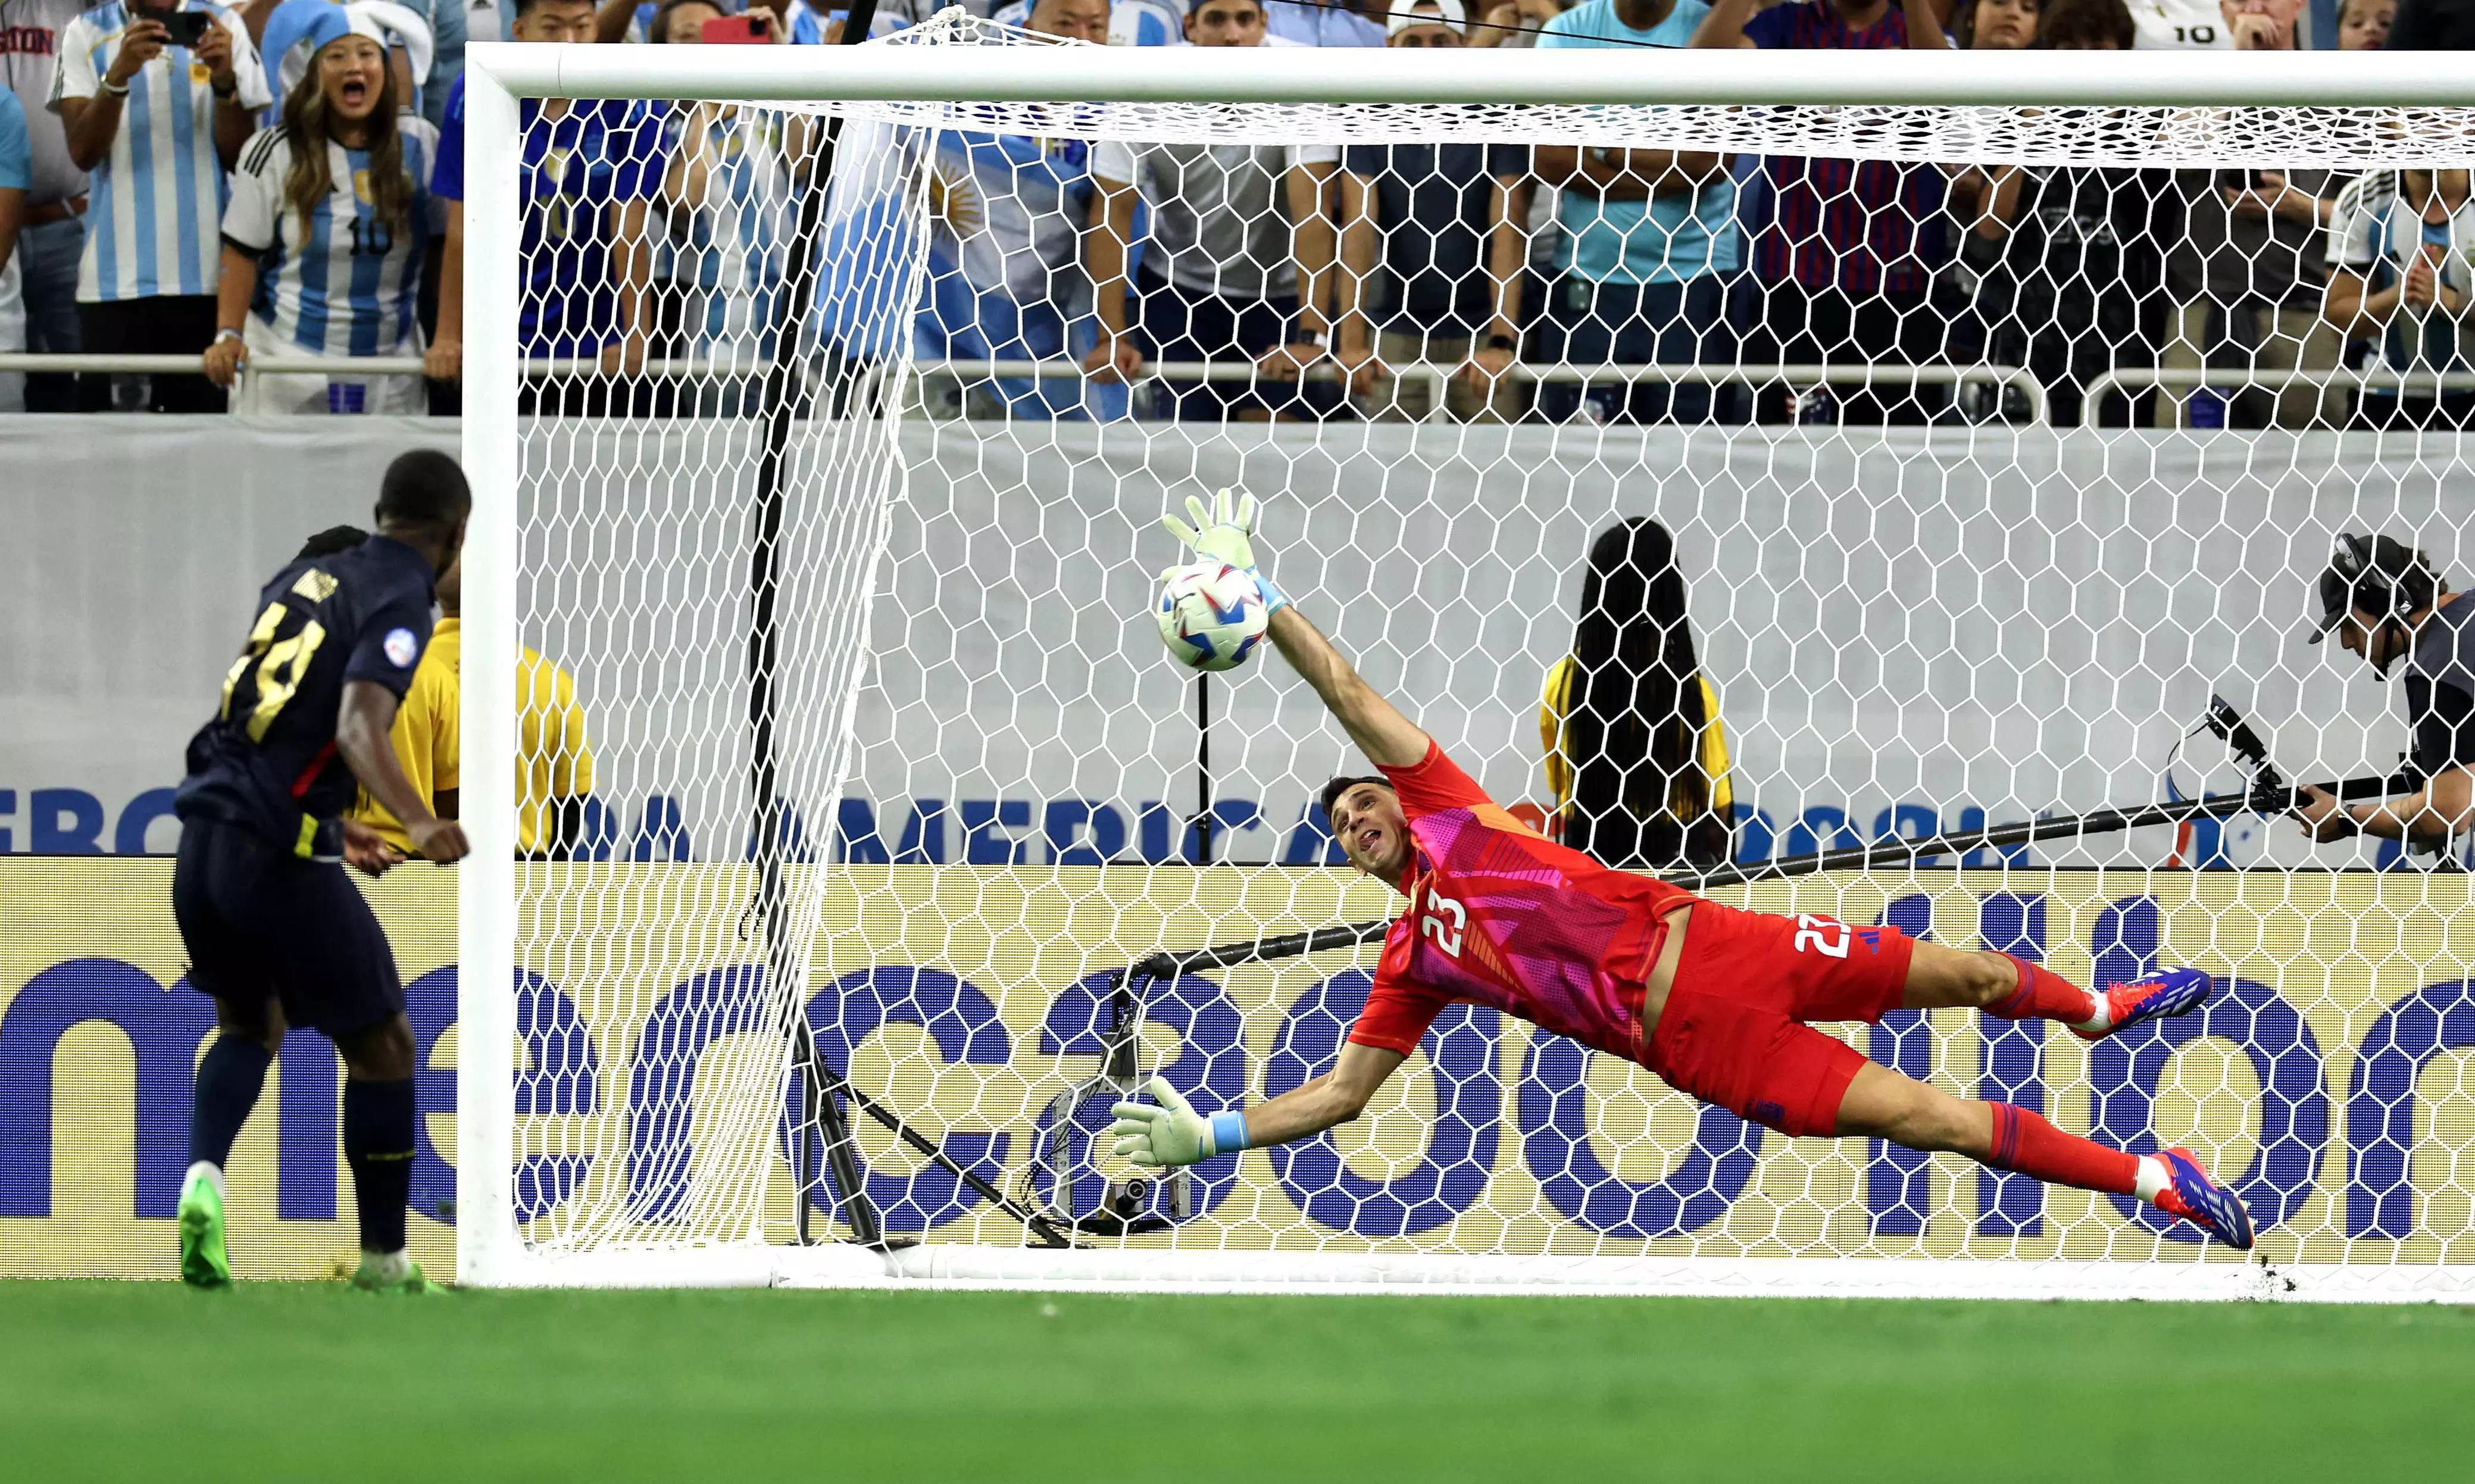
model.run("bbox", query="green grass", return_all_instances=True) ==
[7,1282,2473,1482]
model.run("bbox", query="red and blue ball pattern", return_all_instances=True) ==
[1155,561,1269,674]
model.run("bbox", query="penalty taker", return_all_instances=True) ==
[1115,491,2254,1251]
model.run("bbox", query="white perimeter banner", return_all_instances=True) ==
[2,415,2467,872]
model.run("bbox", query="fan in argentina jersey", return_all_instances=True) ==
[2129,0,2302,48]
[920,0,1123,420]
[51,0,273,301]
[1106,489,2260,1251]
[207,7,439,413]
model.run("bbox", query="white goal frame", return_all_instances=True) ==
[456,40,2475,1296]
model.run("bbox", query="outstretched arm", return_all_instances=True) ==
[1266,606,1431,769]
[1161,489,1432,768]
[1110,1045,1408,1168]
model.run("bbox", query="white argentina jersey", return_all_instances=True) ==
[929,127,1092,306]
[2128,0,2233,48]
[222,117,440,354]
[51,0,271,300]
[665,105,786,351]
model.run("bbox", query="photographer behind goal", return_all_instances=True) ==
[2295,533,2475,857]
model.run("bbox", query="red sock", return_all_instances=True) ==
[1985,1103,2138,1196]
[1988,953,2099,1027]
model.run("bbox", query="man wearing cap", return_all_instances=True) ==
[2296,533,2475,855]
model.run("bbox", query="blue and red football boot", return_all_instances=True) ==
[2152,1146,2255,1250]
[2072,967,2217,1042]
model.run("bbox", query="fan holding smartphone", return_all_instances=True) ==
[634,0,784,45]
[53,0,272,412]
[702,11,773,42]
[161,10,213,47]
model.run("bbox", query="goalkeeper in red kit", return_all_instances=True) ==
[1112,491,2255,1250]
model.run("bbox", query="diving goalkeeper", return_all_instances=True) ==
[1112,491,2255,1249]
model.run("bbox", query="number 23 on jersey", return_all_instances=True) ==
[1419,889,1467,957]
[1793,913,1851,960]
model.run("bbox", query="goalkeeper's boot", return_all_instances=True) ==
[348,1254,451,1295]
[2152,1146,2255,1251]
[2072,967,2215,1042]
[177,1167,233,1289]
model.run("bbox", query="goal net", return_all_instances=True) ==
[457,14,2475,1299]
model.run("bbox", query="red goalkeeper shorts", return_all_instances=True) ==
[1643,899,1915,1138]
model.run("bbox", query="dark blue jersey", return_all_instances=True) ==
[430,78,670,357]
[2406,591,2475,780]
[176,535,437,859]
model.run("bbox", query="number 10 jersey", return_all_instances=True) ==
[1349,741,1699,1064]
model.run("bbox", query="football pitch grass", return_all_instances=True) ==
[8,1281,2473,1481]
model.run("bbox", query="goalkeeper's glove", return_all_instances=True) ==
[1162,487,1289,614]
[1108,1076,1248,1169]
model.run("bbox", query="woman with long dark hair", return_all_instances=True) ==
[1541,518,1734,871]
[204,8,438,414]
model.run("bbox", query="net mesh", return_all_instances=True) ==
[493,12,2475,1290]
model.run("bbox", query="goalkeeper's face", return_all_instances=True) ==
[1329,782,1411,887]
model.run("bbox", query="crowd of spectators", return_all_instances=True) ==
[0,0,2466,425]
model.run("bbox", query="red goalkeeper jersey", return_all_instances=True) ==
[1347,741,1698,1064]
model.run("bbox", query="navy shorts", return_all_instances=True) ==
[171,817,405,1037]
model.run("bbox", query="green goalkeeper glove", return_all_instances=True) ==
[1108,1076,1248,1169]
[1162,488,1289,613]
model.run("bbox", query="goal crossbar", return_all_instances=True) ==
[467,40,2475,110]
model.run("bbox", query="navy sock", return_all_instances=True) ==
[189,1035,273,1171]
[343,1077,417,1255]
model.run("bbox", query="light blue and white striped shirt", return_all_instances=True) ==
[51,0,271,301]
[662,104,785,354]
[223,115,439,355]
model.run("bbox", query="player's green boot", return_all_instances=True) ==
[348,1254,451,1295]
[177,1167,233,1289]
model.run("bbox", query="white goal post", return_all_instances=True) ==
[458,26,2475,1298]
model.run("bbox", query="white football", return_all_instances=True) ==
[1155,561,1270,674]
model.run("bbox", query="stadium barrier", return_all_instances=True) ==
[25,352,2470,433]
[0,354,795,417]
[0,353,2051,423]
[8,856,2475,1288]
[918,360,2054,424]
[2084,367,2475,423]
[24,354,2475,427]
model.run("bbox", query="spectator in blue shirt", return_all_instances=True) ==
[916,0,1121,420]
[427,0,667,413]
[1489,0,1742,424]
[1265,0,1385,43]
